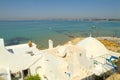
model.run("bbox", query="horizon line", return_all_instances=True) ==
[0,18,120,21]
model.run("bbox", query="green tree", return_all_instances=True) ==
[24,74,41,80]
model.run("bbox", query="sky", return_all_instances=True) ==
[0,0,120,20]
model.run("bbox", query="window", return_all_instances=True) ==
[8,49,14,54]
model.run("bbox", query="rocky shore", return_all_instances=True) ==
[65,37,120,53]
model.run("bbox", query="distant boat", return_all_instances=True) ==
[91,26,96,29]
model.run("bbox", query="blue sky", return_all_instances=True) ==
[0,0,120,20]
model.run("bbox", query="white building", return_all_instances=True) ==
[0,38,43,80]
[76,36,120,76]
[0,36,120,80]
[76,36,108,58]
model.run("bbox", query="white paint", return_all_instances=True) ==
[48,39,53,49]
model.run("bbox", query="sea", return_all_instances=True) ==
[0,20,120,49]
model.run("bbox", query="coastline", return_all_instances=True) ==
[65,36,120,53]
[1,20,120,49]
[4,36,120,53]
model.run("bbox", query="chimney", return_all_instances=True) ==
[0,38,5,49]
[48,39,53,49]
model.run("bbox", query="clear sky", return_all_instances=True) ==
[0,0,120,20]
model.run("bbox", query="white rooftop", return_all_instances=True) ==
[1,37,120,80]
[0,38,42,73]
[6,43,40,55]
[76,37,108,58]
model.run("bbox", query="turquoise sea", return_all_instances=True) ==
[0,20,120,49]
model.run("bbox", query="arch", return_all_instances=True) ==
[35,66,42,75]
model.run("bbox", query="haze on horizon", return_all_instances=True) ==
[0,0,120,20]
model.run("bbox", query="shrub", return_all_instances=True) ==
[24,74,41,80]
[36,44,41,50]
[116,57,120,73]
[95,75,103,80]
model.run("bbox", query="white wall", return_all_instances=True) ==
[0,67,11,80]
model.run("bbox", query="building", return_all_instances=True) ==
[0,39,43,80]
[76,37,119,76]
[0,36,120,80]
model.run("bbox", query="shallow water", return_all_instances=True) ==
[0,20,120,49]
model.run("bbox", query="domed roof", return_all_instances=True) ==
[76,37,108,58]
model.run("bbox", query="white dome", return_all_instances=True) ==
[76,37,108,58]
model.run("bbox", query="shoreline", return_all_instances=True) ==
[5,36,120,52]
[65,36,120,44]
[65,36,120,53]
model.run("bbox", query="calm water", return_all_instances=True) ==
[0,20,120,49]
